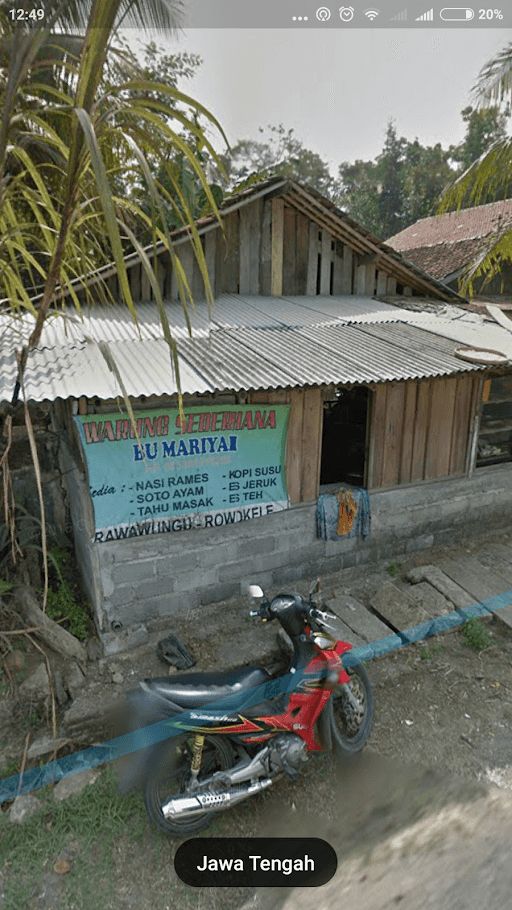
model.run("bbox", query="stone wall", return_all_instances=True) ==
[63,455,512,648]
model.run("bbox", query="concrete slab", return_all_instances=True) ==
[405,566,475,610]
[371,582,431,633]
[478,543,512,588]
[436,555,512,604]
[327,592,390,643]
[406,582,453,617]
[317,612,366,649]
[491,602,512,632]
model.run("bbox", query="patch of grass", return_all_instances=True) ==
[388,561,398,578]
[0,758,18,780]
[462,615,492,651]
[419,647,432,660]
[0,764,148,909]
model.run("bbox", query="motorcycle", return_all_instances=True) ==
[120,580,373,837]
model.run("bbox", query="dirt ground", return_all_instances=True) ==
[2,531,512,909]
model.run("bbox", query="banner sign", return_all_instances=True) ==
[74,405,290,542]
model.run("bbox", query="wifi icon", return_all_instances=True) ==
[364,7,380,18]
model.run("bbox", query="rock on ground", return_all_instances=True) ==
[53,768,101,802]
[9,793,41,824]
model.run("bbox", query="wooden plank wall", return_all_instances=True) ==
[78,194,415,306]
[248,387,323,504]
[368,374,477,489]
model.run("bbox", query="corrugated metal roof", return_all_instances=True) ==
[2,294,506,403]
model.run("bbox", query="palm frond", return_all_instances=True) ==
[473,41,512,107]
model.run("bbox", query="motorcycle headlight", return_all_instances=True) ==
[310,631,336,650]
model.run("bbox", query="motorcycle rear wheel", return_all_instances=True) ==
[144,734,234,837]
[330,664,373,755]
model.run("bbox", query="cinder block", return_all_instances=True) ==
[173,567,219,593]
[273,565,305,585]
[111,560,155,585]
[405,534,434,553]
[325,536,358,557]
[196,543,239,568]
[99,566,115,597]
[236,536,277,558]
[156,591,200,616]
[155,551,199,576]
[132,578,174,601]
[218,558,260,584]
[105,584,135,608]
[200,582,239,605]
[341,552,357,569]
[105,598,160,626]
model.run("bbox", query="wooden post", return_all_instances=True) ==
[285,389,304,504]
[376,271,388,296]
[271,198,284,296]
[320,230,332,295]
[204,230,217,300]
[306,221,319,295]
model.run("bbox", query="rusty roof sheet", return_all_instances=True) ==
[1,294,498,404]
[386,200,512,281]
[387,200,512,250]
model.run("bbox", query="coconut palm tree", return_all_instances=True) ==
[0,0,227,596]
[1,0,226,391]
[440,41,512,294]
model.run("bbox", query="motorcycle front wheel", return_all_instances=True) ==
[330,663,373,755]
[144,734,234,837]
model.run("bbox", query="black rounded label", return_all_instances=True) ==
[174,837,337,887]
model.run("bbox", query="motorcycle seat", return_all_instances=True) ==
[142,665,272,709]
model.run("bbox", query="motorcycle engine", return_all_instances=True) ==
[268,733,308,779]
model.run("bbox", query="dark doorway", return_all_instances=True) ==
[320,387,370,487]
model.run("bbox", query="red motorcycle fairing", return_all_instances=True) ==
[169,639,353,751]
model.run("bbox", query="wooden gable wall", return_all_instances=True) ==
[75,193,415,308]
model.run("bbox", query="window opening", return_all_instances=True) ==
[320,387,370,487]
[477,376,512,467]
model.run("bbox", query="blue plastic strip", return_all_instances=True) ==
[1,587,510,802]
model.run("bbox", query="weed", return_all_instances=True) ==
[0,758,18,779]
[419,647,431,660]
[388,561,398,578]
[462,615,492,650]
[22,709,41,730]
[42,547,89,640]
[429,643,446,654]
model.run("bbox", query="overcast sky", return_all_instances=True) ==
[146,28,510,172]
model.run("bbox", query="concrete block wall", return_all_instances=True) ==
[65,458,512,642]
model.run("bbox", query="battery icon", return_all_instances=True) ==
[440,7,474,18]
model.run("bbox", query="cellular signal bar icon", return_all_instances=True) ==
[391,7,407,18]
[416,7,434,17]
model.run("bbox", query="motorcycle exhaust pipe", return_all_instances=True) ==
[162,778,273,819]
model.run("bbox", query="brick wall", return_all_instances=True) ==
[63,454,512,647]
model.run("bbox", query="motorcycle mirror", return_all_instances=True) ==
[248,584,264,599]
[308,577,321,596]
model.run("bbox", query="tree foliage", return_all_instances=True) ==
[221,124,336,198]
[440,42,512,293]
[337,121,455,239]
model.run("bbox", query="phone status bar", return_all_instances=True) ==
[184,0,510,27]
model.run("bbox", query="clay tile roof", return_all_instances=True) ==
[387,199,512,280]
